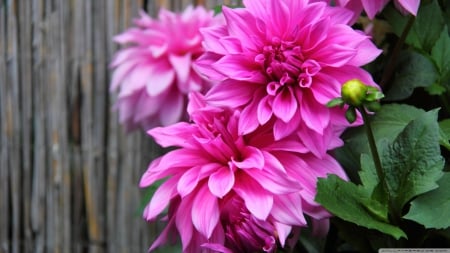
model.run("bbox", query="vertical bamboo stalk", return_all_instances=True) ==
[0,2,11,252]
[17,1,34,252]
[3,1,22,253]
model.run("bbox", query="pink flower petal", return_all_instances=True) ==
[201,25,230,54]
[213,55,266,83]
[147,122,197,148]
[149,216,176,251]
[300,90,330,135]
[273,109,302,140]
[176,196,194,249]
[264,138,309,153]
[234,172,273,220]
[257,96,273,125]
[191,185,220,238]
[395,0,420,16]
[169,53,192,86]
[347,35,383,66]
[272,87,298,123]
[177,166,202,197]
[110,60,140,91]
[271,193,307,225]
[232,146,264,169]
[267,0,290,36]
[143,175,180,220]
[205,80,255,108]
[193,52,227,81]
[244,167,301,194]
[222,7,262,51]
[133,91,159,122]
[145,62,175,96]
[159,90,184,126]
[208,166,235,198]
[239,98,261,135]
[361,0,389,19]
[219,36,243,54]
[297,126,328,158]
[273,222,292,247]
[313,44,357,67]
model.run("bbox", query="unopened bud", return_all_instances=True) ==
[341,79,368,107]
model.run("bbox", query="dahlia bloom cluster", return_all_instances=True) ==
[140,92,348,252]
[110,6,221,131]
[115,0,383,252]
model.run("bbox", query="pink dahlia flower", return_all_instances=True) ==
[110,6,222,131]
[195,0,381,156]
[334,0,420,23]
[140,92,347,252]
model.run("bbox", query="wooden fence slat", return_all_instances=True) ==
[0,2,11,252]
[105,1,120,252]
[17,1,34,252]
[5,2,22,253]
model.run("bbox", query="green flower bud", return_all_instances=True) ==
[341,79,368,107]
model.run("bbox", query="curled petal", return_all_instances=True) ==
[208,166,235,198]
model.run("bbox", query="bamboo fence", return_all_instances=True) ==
[0,0,241,252]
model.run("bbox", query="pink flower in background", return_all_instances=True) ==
[195,0,381,156]
[139,92,347,252]
[334,0,420,23]
[110,6,222,131]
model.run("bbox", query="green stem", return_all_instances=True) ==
[359,108,384,184]
[380,15,416,90]
[360,107,400,224]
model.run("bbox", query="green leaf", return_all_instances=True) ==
[385,51,438,101]
[345,107,357,123]
[381,109,444,212]
[213,5,223,15]
[425,82,447,95]
[326,97,344,108]
[364,101,382,112]
[335,104,426,172]
[383,5,419,47]
[359,153,379,192]
[213,4,243,15]
[316,175,406,239]
[431,26,450,78]
[409,0,445,51]
[384,0,445,51]
[404,173,450,229]
[439,119,450,150]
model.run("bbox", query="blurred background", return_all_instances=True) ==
[0,0,241,252]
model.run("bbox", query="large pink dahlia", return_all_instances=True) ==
[195,0,381,155]
[140,93,347,252]
[110,6,222,131]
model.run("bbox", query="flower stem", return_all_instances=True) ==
[359,108,384,184]
[379,15,416,89]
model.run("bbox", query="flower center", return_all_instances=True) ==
[255,37,321,96]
